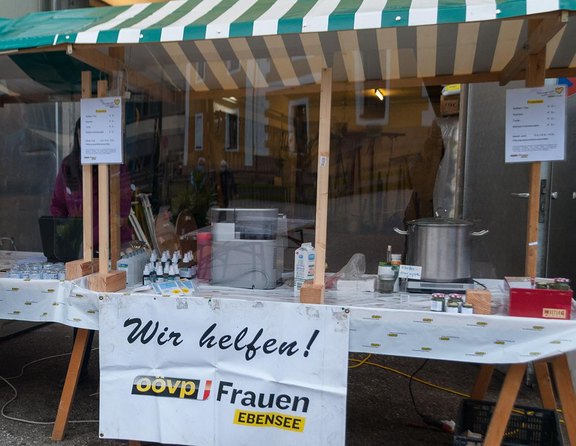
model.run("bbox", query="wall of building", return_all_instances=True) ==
[3,1,43,17]
[3,0,91,17]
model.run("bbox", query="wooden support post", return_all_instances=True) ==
[301,68,332,304]
[470,365,494,400]
[483,363,527,446]
[86,79,126,292]
[52,71,97,441]
[533,360,557,409]
[66,71,95,280]
[524,19,546,278]
[51,329,90,441]
[54,71,127,444]
[87,162,126,291]
[550,354,576,445]
[110,164,121,269]
[98,163,110,274]
[524,162,541,277]
[108,46,126,270]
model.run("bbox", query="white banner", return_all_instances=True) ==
[98,294,349,445]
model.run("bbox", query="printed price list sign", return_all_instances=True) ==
[80,97,123,164]
[505,86,566,163]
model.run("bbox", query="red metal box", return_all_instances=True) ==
[505,277,573,320]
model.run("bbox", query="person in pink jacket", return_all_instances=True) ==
[50,119,133,250]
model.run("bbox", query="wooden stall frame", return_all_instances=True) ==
[466,17,574,446]
[29,7,571,446]
[300,68,332,304]
[52,72,125,441]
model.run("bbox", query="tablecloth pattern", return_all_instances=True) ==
[1,277,576,364]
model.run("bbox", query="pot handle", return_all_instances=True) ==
[471,229,489,237]
[393,227,408,235]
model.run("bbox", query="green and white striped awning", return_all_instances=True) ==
[0,0,574,48]
[1,0,576,94]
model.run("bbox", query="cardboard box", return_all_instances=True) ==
[440,95,460,116]
[505,277,573,320]
[465,289,492,315]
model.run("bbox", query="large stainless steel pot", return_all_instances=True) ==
[394,218,488,282]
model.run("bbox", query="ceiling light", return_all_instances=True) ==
[374,88,385,101]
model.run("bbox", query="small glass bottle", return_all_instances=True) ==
[155,263,164,283]
[143,264,151,285]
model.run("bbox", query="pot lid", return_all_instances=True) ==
[407,217,473,227]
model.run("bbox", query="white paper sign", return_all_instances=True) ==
[398,265,422,280]
[80,97,123,164]
[98,295,349,446]
[505,86,566,163]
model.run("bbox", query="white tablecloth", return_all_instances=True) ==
[2,275,576,364]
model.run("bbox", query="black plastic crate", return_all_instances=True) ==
[453,399,562,446]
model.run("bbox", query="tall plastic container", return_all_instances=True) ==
[294,242,315,295]
[196,231,212,280]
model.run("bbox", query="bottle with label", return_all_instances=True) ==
[390,254,402,291]
[163,262,171,282]
[178,252,190,279]
[188,251,198,279]
[167,264,176,282]
[155,263,164,283]
[149,263,157,283]
[143,264,151,285]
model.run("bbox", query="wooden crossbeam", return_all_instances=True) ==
[499,13,568,86]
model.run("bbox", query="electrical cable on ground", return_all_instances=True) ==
[348,355,567,427]
[349,355,469,398]
[407,359,456,433]
[0,349,99,425]
[0,350,565,428]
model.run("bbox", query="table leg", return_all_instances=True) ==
[551,354,576,445]
[533,360,557,409]
[51,328,90,441]
[483,363,527,446]
[471,365,494,400]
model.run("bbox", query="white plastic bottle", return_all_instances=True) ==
[294,243,315,295]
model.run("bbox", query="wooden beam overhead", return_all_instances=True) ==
[499,12,568,86]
